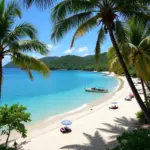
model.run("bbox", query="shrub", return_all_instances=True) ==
[112,129,150,150]
[0,104,31,149]
[136,110,146,123]
[0,144,16,150]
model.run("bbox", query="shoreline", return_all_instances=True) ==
[26,73,122,130]
[1,76,142,150]
[0,73,123,144]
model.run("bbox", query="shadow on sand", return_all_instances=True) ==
[60,131,116,150]
[16,140,31,150]
[97,117,140,139]
[60,117,139,150]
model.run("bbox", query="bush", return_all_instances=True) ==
[136,110,146,123]
[136,105,150,123]
[0,144,16,150]
[112,129,150,150]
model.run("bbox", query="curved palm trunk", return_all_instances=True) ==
[141,78,147,104]
[108,26,150,123]
[0,58,2,99]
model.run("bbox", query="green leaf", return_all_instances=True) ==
[95,27,105,64]
[12,53,50,78]
[71,15,99,48]
[51,0,96,23]
[8,40,48,55]
[3,23,37,44]
[51,11,93,42]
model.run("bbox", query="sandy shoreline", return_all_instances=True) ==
[26,73,122,131]
[0,75,143,150]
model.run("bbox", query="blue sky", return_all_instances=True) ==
[3,1,112,65]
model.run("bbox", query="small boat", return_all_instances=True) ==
[85,88,108,93]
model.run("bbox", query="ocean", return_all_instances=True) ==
[2,69,118,122]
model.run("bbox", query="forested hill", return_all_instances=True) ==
[4,53,108,71]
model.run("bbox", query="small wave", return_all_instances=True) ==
[108,72,115,76]
[67,104,87,114]
[45,104,87,122]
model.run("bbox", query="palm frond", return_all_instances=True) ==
[8,40,49,55]
[0,0,22,41]
[0,0,5,16]
[109,57,123,74]
[127,18,146,46]
[51,0,96,23]
[12,53,50,78]
[139,37,150,54]
[116,0,149,22]
[135,54,150,81]
[51,12,93,42]
[21,0,54,9]
[95,27,105,63]
[3,23,37,44]
[142,25,150,39]
[107,44,133,74]
[4,0,22,19]
[71,15,99,48]
[120,43,137,60]
[114,21,128,43]
[107,46,116,60]
[107,46,123,74]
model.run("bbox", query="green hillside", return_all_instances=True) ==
[4,53,108,71]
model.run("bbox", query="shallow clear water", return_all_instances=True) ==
[2,69,118,122]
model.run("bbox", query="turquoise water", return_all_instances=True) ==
[2,69,118,122]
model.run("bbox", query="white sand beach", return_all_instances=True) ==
[4,76,144,150]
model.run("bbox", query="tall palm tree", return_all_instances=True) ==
[107,18,150,104]
[0,0,50,97]
[51,0,150,122]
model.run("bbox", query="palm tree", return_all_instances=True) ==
[51,0,150,122]
[0,0,50,97]
[21,0,54,8]
[107,18,150,104]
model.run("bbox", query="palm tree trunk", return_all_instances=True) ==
[141,78,147,104]
[0,57,2,98]
[108,26,150,123]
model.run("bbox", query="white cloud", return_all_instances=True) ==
[3,56,11,66]
[63,46,89,56]
[77,46,88,53]
[47,44,54,50]
[64,48,75,54]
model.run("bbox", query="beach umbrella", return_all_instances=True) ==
[61,120,72,126]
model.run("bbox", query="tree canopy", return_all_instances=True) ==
[0,0,50,97]
[0,104,31,149]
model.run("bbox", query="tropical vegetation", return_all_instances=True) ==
[0,0,50,96]
[0,104,31,149]
[50,0,150,122]
[107,17,150,100]
[112,129,150,150]
[4,53,108,71]
[1,0,150,149]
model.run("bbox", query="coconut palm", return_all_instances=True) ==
[107,18,150,103]
[0,0,50,97]
[21,0,54,8]
[51,0,150,122]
